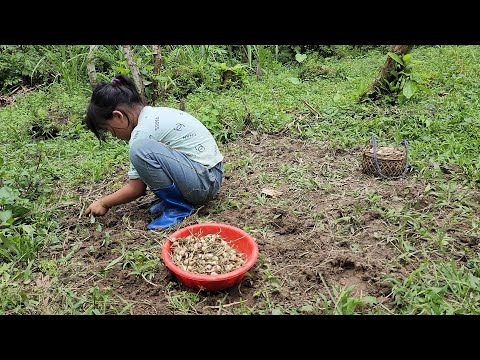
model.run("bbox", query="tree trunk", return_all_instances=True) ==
[151,45,163,103]
[363,45,414,100]
[122,45,146,103]
[86,45,98,89]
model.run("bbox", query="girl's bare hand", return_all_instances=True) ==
[85,200,109,216]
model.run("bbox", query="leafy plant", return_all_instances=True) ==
[217,63,247,89]
[384,52,430,104]
[62,287,132,315]
[387,259,480,314]
[299,52,336,81]
[0,46,50,92]
[318,273,377,314]
[0,262,38,314]
[122,246,162,282]
[34,46,90,92]
[165,282,201,314]
[166,64,206,99]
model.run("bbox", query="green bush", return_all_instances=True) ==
[0,46,50,93]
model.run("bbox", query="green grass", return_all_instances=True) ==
[387,257,480,314]
[1,45,480,314]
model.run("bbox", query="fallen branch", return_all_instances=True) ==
[142,274,159,287]
[303,99,320,116]
[9,86,21,96]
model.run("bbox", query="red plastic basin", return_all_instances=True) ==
[161,223,258,291]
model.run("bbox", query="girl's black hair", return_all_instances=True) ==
[84,75,145,141]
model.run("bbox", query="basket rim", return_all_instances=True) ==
[363,146,405,161]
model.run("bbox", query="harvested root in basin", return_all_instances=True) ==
[169,233,246,275]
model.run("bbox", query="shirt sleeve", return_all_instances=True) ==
[127,162,140,180]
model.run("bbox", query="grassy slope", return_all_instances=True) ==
[1,45,479,314]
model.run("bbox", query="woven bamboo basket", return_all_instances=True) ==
[361,137,408,179]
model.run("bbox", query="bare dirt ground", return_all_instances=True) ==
[59,132,475,314]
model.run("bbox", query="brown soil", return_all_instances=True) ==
[57,132,477,314]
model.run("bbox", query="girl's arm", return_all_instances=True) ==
[85,179,147,216]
